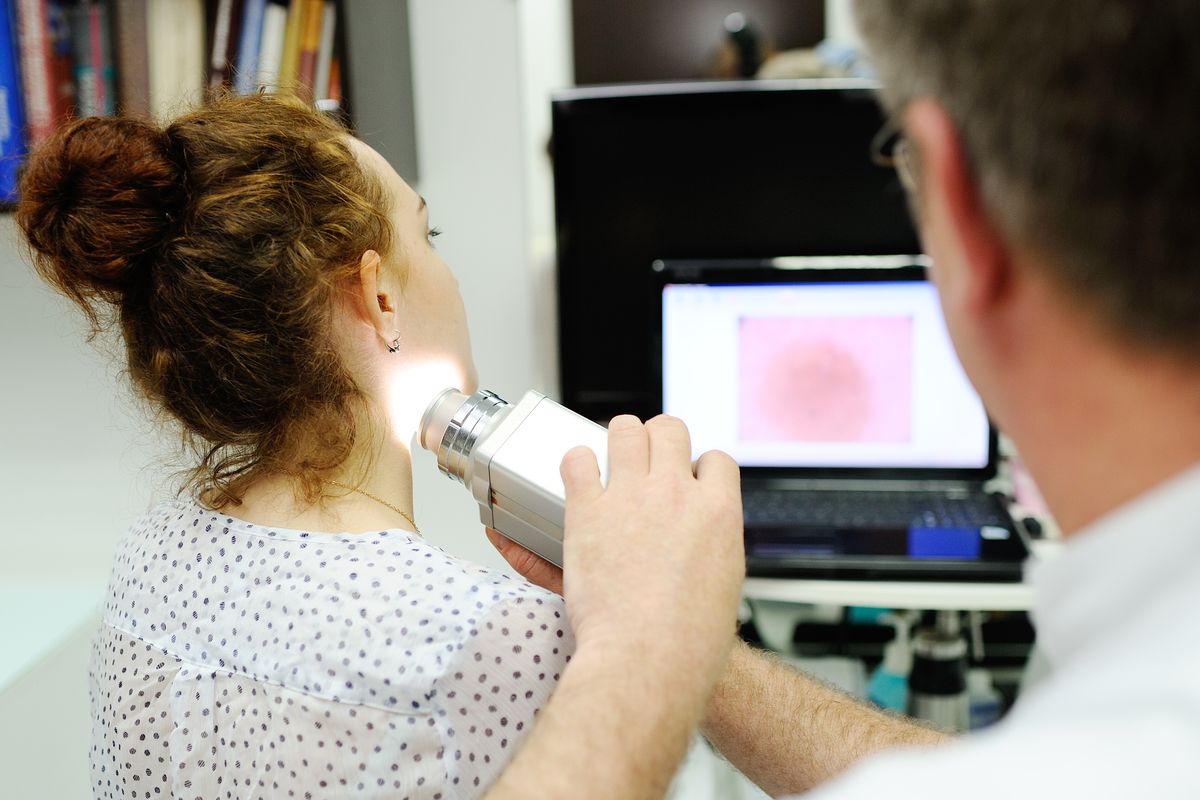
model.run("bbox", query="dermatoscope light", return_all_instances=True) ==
[418,389,610,566]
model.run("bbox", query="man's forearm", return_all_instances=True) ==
[702,640,949,797]
[486,643,714,800]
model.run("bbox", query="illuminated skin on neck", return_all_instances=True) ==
[344,135,479,456]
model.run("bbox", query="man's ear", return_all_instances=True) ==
[356,249,397,340]
[905,98,1011,315]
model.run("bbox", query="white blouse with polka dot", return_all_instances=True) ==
[89,499,575,799]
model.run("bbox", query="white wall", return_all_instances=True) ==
[0,222,177,581]
[407,0,572,568]
[0,213,177,795]
[518,0,574,397]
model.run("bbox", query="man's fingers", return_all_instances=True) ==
[606,414,649,485]
[646,415,693,475]
[694,449,741,488]
[561,444,604,504]
[486,528,565,595]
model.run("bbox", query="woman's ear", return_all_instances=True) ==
[356,249,397,341]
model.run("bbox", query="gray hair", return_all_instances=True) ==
[855,0,1200,353]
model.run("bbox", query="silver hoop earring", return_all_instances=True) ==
[387,331,401,353]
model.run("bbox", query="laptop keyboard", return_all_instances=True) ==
[742,489,1009,529]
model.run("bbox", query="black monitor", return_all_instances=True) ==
[551,79,920,421]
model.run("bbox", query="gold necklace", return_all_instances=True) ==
[323,479,421,535]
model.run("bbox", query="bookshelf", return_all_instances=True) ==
[0,0,370,202]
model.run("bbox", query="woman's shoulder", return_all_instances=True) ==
[106,497,567,712]
[124,497,557,601]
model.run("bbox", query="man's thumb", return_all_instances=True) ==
[560,445,603,503]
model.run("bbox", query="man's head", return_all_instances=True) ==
[851,1,1200,531]
[853,0,1200,393]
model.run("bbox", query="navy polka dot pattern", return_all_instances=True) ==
[88,500,574,798]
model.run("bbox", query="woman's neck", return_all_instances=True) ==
[231,431,419,535]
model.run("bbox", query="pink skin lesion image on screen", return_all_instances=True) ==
[739,316,914,444]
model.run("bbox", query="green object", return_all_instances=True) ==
[867,612,913,712]
[847,606,891,625]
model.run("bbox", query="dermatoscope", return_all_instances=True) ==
[418,389,610,566]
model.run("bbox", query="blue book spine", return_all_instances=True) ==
[234,0,266,95]
[0,0,28,201]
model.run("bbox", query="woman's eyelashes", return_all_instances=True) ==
[426,227,443,247]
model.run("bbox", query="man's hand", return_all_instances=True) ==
[491,414,744,669]
[486,528,563,594]
[484,414,746,800]
[557,414,744,667]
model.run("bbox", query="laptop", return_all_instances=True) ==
[653,257,1029,582]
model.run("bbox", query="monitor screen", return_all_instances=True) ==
[552,82,921,421]
[662,279,990,469]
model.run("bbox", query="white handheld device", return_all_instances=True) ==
[418,389,610,567]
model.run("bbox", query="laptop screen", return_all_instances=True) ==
[661,277,990,470]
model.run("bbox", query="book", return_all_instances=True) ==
[255,0,286,90]
[233,0,266,94]
[313,0,334,100]
[95,0,115,114]
[296,0,321,96]
[44,1,73,121]
[112,0,150,116]
[16,0,55,143]
[278,0,301,89]
[147,0,203,120]
[0,0,28,200]
[327,53,339,105]
[327,0,343,108]
[207,0,243,90]
[70,2,99,116]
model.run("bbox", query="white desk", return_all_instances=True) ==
[742,540,1059,653]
